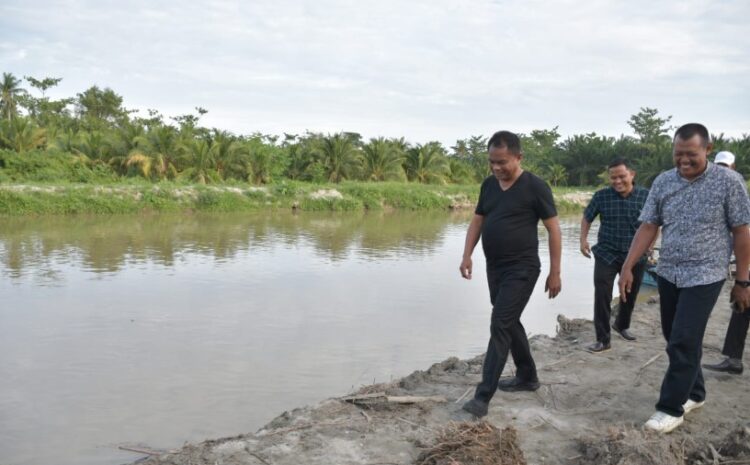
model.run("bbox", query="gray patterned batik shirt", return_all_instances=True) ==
[639,163,750,288]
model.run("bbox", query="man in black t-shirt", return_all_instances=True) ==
[459,130,562,418]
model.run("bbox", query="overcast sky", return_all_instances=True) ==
[1,0,748,146]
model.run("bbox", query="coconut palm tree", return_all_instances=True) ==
[446,158,473,184]
[206,129,239,179]
[559,133,615,186]
[361,137,405,181]
[283,138,316,181]
[48,127,79,153]
[123,152,153,178]
[315,133,362,183]
[117,123,146,154]
[404,142,449,184]
[104,123,147,176]
[178,138,220,184]
[0,117,46,152]
[246,137,280,184]
[547,163,568,186]
[141,125,180,180]
[452,135,488,181]
[1,73,26,121]
[74,131,112,162]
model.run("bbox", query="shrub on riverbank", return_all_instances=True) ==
[0,149,118,183]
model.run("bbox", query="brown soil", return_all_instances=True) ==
[134,284,750,465]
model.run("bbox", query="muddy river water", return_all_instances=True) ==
[0,211,644,465]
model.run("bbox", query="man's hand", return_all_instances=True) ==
[580,240,591,258]
[731,284,750,313]
[460,256,473,280]
[618,268,634,303]
[545,272,561,298]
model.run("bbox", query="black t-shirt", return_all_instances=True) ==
[475,171,557,266]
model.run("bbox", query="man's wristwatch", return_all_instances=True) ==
[734,280,750,288]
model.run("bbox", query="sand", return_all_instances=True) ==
[132,283,749,465]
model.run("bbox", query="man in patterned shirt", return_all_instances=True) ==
[619,124,750,433]
[580,158,650,353]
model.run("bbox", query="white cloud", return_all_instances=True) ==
[1,0,748,145]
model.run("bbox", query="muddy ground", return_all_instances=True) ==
[133,284,749,465]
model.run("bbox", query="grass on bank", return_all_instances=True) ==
[0,181,590,216]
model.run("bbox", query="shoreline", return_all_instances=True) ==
[0,182,591,216]
[130,284,749,465]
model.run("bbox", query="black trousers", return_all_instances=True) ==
[722,308,750,360]
[474,264,540,404]
[656,277,724,417]
[593,257,646,344]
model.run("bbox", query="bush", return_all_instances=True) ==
[0,149,118,183]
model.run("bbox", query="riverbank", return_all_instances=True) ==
[0,182,590,215]
[129,284,749,465]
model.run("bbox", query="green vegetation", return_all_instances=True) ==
[0,181,588,216]
[2,70,747,216]
[0,181,474,215]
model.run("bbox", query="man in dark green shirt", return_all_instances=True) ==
[580,158,650,353]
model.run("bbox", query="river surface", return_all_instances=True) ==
[0,211,636,465]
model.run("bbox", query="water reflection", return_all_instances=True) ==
[0,211,471,279]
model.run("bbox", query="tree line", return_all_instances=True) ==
[2,72,748,186]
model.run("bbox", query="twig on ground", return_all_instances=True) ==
[528,421,546,430]
[634,353,662,384]
[548,385,559,410]
[709,443,723,465]
[638,353,662,371]
[361,410,371,422]
[454,387,473,404]
[397,417,436,432]
[539,354,578,370]
[341,393,447,405]
[244,447,273,465]
[533,389,547,408]
[554,408,610,416]
[258,419,349,436]
[118,445,170,456]
[537,414,562,431]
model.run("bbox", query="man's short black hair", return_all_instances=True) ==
[487,130,522,154]
[674,123,710,147]
[608,158,633,170]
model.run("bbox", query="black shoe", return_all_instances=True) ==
[586,341,611,353]
[497,376,540,392]
[462,398,489,417]
[612,324,637,341]
[703,357,743,374]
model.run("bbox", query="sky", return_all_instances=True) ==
[1,0,748,147]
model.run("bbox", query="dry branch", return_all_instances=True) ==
[117,445,173,456]
[634,353,662,384]
[454,387,473,404]
[340,392,447,405]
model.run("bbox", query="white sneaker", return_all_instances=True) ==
[644,411,683,433]
[682,399,705,415]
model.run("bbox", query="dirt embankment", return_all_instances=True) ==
[134,284,749,465]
